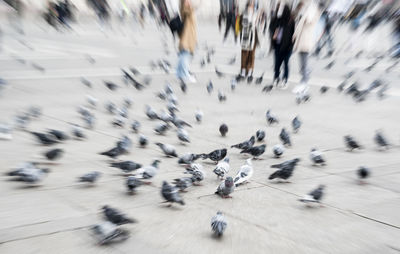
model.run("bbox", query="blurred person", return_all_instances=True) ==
[222,0,238,43]
[44,1,59,29]
[218,0,226,31]
[176,0,202,83]
[4,0,24,34]
[87,0,111,29]
[56,0,72,29]
[271,4,295,89]
[314,6,335,58]
[392,14,400,58]
[269,3,281,52]
[236,0,260,83]
[139,2,146,27]
[292,0,320,89]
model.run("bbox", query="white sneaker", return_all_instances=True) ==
[292,82,307,94]
[187,75,197,84]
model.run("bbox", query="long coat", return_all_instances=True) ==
[293,4,320,53]
[179,4,197,54]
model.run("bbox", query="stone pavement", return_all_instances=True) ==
[0,17,400,254]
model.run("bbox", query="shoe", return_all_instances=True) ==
[273,78,280,87]
[236,74,244,82]
[279,79,288,90]
[187,75,197,84]
[247,76,253,83]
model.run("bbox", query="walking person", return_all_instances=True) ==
[176,0,202,83]
[314,7,334,58]
[222,0,238,43]
[292,0,320,90]
[271,4,295,89]
[236,0,260,83]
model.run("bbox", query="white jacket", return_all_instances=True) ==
[293,2,320,53]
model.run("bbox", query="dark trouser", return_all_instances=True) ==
[224,12,237,42]
[218,12,225,31]
[274,49,292,81]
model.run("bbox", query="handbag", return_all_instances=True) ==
[169,15,184,37]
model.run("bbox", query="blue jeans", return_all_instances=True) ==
[176,50,192,80]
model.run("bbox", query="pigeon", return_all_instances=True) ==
[83,113,96,129]
[219,124,228,137]
[105,102,117,115]
[79,171,101,183]
[102,206,136,225]
[228,55,236,65]
[123,98,133,109]
[86,95,98,108]
[116,136,132,153]
[292,116,302,133]
[344,135,362,151]
[180,80,187,93]
[155,143,178,157]
[100,146,124,159]
[266,110,279,125]
[104,81,119,91]
[207,81,214,94]
[185,163,205,184]
[27,106,42,119]
[131,120,141,133]
[110,161,142,173]
[346,82,360,95]
[262,85,273,93]
[167,102,179,114]
[310,148,326,166]
[173,177,194,192]
[171,116,192,129]
[130,67,140,75]
[320,86,329,94]
[161,181,185,205]
[154,123,169,135]
[234,159,253,186]
[201,148,227,163]
[138,135,148,147]
[255,72,264,84]
[44,148,64,161]
[112,115,126,128]
[240,144,266,158]
[7,162,38,176]
[269,158,300,181]
[177,128,190,143]
[325,61,335,70]
[377,83,389,99]
[215,67,224,78]
[145,105,159,120]
[126,176,143,193]
[256,130,265,142]
[0,123,12,140]
[272,144,285,158]
[280,128,291,147]
[231,136,255,150]
[72,126,86,140]
[299,185,325,204]
[30,131,58,145]
[31,63,45,72]
[178,153,200,165]
[158,110,173,123]
[211,211,227,237]
[213,157,230,179]
[15,167,50,184]
[200,59,206,68]
[91,221,130,245]
[374,131,390,149]
[195,109,203,123]
[218,90,227,102]
[357,166,370,183]
[117,107,128,118]
[344,70,355,79]
[231,79,237,91]
[215,177,235,198]
[138,160,160,180]
[80,77,92,88]
[337,81,346,92]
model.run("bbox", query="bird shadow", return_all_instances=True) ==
[158,203,183,211]
[14,184,42,190]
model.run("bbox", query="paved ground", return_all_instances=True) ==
[0,16,400,254]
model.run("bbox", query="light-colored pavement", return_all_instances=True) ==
[0,17,400,254]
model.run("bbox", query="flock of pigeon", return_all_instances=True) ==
[0,40,397,246]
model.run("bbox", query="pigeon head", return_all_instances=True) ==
[102,205,109,210]
[162,181,168,187]
[225,177,234,187]
[223,157,230,163]
[216,211,223,215]
[293,158,301,163]
[152,160,161,167]
[318,184,326,190]
[155,142,163,147]
[250,136,255,142]
[260,144,266,149]
[311,148,317,152]
[42,168,51,173]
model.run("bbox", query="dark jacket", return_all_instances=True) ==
[272,17,295,54]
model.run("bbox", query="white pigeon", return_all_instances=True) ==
[0,123,13,140]
[233,159,253,186]
[195,109,203,123]
[213,157,230,179]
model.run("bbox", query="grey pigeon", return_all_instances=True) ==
[131,120,141,133]
[215,177,235,198]
[310,148,326,166]
[201,148,227,163]
[91,221,130,245]
[155,143,178,157]
[178,153,200,165]
[218,90,227,102]
[357,166,370,183]
[79,171,101,183]
[344,135,362,151]
[44,148,64,161]
[104,81,119,91]
[215,67,225,78]
[262,85,273,93]
[231,136,255,150]
[80,77,92,88]
[240,144,266,158]
[15,167,50,184]
[100,146,124,159]
[72,126,86,140]
[325,61,335,70]
[139,160,160,180]
[0,123,12,140]
[161,181,185,205]
[219,124,228,137]
[126,176,143,193]
[207,80,214,94]
[185,163,205,184]
[299,185,325,203]
[116,136,132,153]
[195,109,203,123]
[266,110,279,125]
[213,158,230,179]
[255,72,264,84]
[280,128,291,147]
[374,131,390,149]
[30,131,58,145]
[105,102,117,114]
[102,205,136,225]
[139,135,148,147]
[110,161,142,173]
[273,144,285,158]
[256,130,265,142]
[292,116,301,133]
[173,177,194,192]
[320,86,329,94]
[211,211,227,237]
[177,128,190,143]
[269,158,300,181]
[180,80,187,93]
[154,123,169,135]
[231,79,237,91]
[145,105,159,120]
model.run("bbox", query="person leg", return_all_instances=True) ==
[273,49,282,81]
[247,48,256,82]
[299,52,310,84]
[223,13,232,41]
[283,51,291,81]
